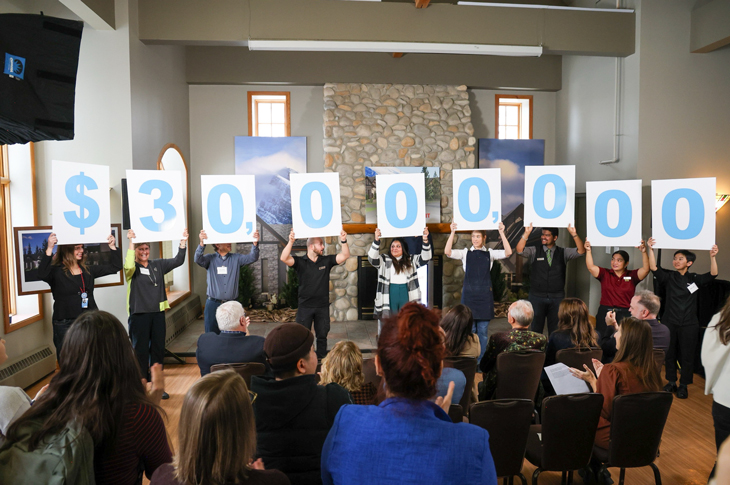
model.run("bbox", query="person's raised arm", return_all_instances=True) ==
[194,231,210,268]
[419,227,432,264]
[515,223,533,254]
[280,229,296,267]
[39,233,58,282]
[45,232,57,257]
[444,222,457,258]
[238,230,260,266]
[584,240,600,278]
[124,229,137,280]
[90,234,123,277]
[637,240,650,280]
[710,244,719,276]
[161,229,188,273]
[567,224,585,254]
[647,237,658,272]
[335,230,350,264]
[368,229,382,267]
[498,221,512,258]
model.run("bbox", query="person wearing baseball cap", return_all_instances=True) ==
[250,323,351,485]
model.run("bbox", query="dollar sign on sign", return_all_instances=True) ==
[64,172,100,235]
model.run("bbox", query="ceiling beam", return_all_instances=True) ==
[58,0,114,30]
[186,46,563,91]
[691,0,730,53]
[139,0,635,57]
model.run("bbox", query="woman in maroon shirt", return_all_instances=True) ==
[570,317,663,449]
[585,240,650,337]
[3,311,171,484]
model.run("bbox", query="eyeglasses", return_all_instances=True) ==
[248,390,257,404]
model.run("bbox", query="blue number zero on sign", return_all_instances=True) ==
[533,174,567,219]
[595,190,632,237]
[300,182,333,229]
[139,179,177,232]
[208,184,243,234]
[458,177,490,222]
[385,182,418,229]
[662,188,704,240]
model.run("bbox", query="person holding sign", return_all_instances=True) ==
[444,222,512,364]
[647,238,719,399]
[368,227,431,335]
[126,228,188,399]
[39,232,122,360]
[584,240,650,337]
[281,229,350,359]
[195,229,260,334]
[515,224,585,336]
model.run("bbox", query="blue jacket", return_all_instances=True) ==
[321,398,498,485]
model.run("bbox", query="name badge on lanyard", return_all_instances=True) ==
[623,276,632,281]
[140,267,150,275]
[688,282,698,294]
[81,293,88,308]
[217,266,228,275]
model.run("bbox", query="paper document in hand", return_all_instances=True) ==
[544,363,591,395]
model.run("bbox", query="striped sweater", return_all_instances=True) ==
[368,240,432,319]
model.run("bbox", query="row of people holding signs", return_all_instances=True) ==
[52,160,717,250]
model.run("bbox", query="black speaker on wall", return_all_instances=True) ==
[0,14,83,145]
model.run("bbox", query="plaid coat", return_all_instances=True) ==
[368,239,432,319]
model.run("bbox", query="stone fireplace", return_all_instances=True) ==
[322,83,477,321]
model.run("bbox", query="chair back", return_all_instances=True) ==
[556,347,603,374]
[495,350,545,401]
[540,393,604,471]
[444,357,478,409]
[448,404,464,423]
[210,362,266,388]
[469,399,534,478]
[607,392,673,468]
[652,349,665,374]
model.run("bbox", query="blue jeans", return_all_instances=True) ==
[472,319,490,364]
[204,298,223,334]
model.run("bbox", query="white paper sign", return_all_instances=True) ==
[201,175,257,244]
[376,173,426,238]
[126,170,186,243]
[453,168,502,230]
[524,165,575,227]
[290,172,343,239]
[586,180,642,247]
[52,160,111,244]
[651,177,716,250]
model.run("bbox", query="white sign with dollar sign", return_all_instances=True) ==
[52,160,111,244]
[126,169,186,243]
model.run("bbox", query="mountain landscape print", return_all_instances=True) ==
[235,136,307,225]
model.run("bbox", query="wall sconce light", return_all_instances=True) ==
[717,193,729,212]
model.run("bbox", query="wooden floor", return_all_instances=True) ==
[26,363,717,484]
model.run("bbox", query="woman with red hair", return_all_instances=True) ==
[321,302,498,485]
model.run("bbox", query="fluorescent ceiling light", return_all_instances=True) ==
[248,40,542,57]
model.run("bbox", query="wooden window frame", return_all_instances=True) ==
[156,144,191,308]
[1,144,43,334]
[247,92,291,137]
[495,94,533,140]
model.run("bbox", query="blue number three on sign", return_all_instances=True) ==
[139,180,177,232]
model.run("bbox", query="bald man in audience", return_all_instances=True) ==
[478,300,547,401]
[195,301,268,376]
[600,289,670,363]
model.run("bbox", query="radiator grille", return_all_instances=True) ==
[0,346,53,381]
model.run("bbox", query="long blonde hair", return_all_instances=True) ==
[319,341,365,392]
[174,370,256,485]
[52,244,88,276]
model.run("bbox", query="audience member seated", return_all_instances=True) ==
[479,300,547,401]
[441,304,481,359]
[571,317,662,450]
[150,370,290,485]
[600,290,670,362]
[196,301,268,376]
[250,323,351,485]
[0,338,47,438]
[321,302,498,485]
[319,341,377,405]
[1,311,171,484]
[544,298,598,367]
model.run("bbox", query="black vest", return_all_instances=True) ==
[530,245,567,297]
